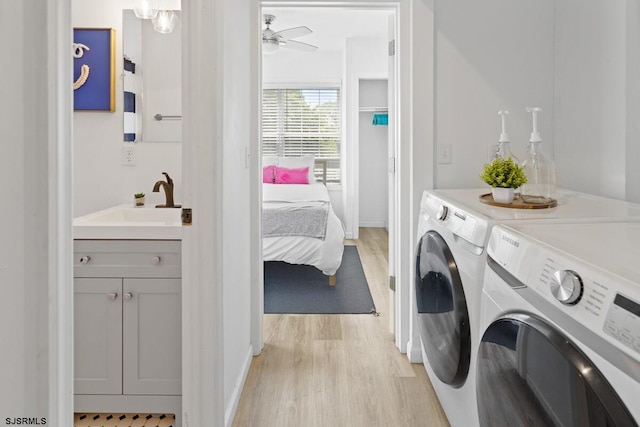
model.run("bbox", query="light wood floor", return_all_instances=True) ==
[232,228,449,427]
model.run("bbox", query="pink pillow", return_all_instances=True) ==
[262,165,275,183]
[274,166,309,184]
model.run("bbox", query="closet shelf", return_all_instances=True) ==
[359,107,388,113]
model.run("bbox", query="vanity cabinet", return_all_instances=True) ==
[73,240,181,419]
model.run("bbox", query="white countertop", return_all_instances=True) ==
[73,204,183,240]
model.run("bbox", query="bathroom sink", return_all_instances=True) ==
[74,204,182,239]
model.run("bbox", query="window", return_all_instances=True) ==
[262,88,342,183]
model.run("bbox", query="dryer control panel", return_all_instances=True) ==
[420,191,489,249]
[604,294,640,355]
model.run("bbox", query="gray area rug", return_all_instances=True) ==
[264,246,376,314]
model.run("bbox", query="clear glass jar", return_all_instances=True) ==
[493,141,520,164]
[521,141,556,204]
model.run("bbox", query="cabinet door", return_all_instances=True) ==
[123,278,181,395]
[74,278,122,395]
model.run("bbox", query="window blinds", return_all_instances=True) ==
[262,88,342,183]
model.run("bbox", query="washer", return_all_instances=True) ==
[414,189,640,427]
[478,222,640,425]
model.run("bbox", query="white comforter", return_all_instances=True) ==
[263,183,345,275]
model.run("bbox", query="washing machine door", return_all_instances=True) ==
[477,314,636,427]
[415,230,471,387]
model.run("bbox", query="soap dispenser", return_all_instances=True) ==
[521,107,556,204]
[491,110,520,164]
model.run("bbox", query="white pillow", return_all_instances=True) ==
[278,155,316,183]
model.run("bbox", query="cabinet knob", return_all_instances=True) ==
[152,256,161,265]
[123,292,133,301]
[107,293,118,302]
[79,256,91,265]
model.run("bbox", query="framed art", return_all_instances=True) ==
[73,28,116,111]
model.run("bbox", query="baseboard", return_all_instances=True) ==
[224,345,253,427]
[406,339,423,363]
[345,231,354,239]
[359,221,386,228]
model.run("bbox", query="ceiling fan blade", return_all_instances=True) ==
[274,26,312,41]
[282,39,318,52]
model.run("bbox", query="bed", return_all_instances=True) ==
[262,156,345,285]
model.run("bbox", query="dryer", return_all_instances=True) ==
[478,222,640,425]
[414,189,640,427]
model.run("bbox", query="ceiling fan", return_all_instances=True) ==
[262,14,318,54]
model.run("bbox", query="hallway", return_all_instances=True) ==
[233,228,449,426]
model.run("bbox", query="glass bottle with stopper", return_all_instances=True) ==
[491,110,520,164]
[521,107,556,204]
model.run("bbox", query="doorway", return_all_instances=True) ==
[256,2,400,349]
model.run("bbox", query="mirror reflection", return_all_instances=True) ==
[123,9,181,143]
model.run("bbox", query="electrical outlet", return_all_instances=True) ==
[438,144,452,164]
[122,145,136,166]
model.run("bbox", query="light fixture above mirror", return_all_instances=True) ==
[134,0,178,34]
[133,0,159,19]
[153,10,178,34]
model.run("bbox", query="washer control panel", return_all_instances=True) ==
[489,225,640,359]
[550,270,583,305]
[604,294,640,355]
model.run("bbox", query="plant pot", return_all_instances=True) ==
[134,196,145,207]
[491,187,515,204]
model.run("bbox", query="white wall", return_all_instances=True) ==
[1,1,73,424]
[262,50,343,84]
[1,2,50,419]
[73,0,182,217]
[554,1,627,200]
[626,0,640,203]
[221,0,253,424]
[433,0,555,189]
[429,0,640,201]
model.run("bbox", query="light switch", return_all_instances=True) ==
[438,144,452,164]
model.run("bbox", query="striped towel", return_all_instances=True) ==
[123,57,138,142]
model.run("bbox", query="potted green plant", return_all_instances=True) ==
[480,157,527,203]
[134,192,145,207]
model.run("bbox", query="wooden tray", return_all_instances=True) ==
[479,193,557,209]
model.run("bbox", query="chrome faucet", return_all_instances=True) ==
[153,172,180,208]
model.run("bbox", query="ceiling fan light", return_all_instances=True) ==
[153,10,178,34]
[134,0,159,19]
[262,39,279,54]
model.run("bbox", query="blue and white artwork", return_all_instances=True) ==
[73,28,115,111]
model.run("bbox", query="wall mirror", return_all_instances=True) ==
[123,9,182,143]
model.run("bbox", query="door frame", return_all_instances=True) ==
[254,0,413,356]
